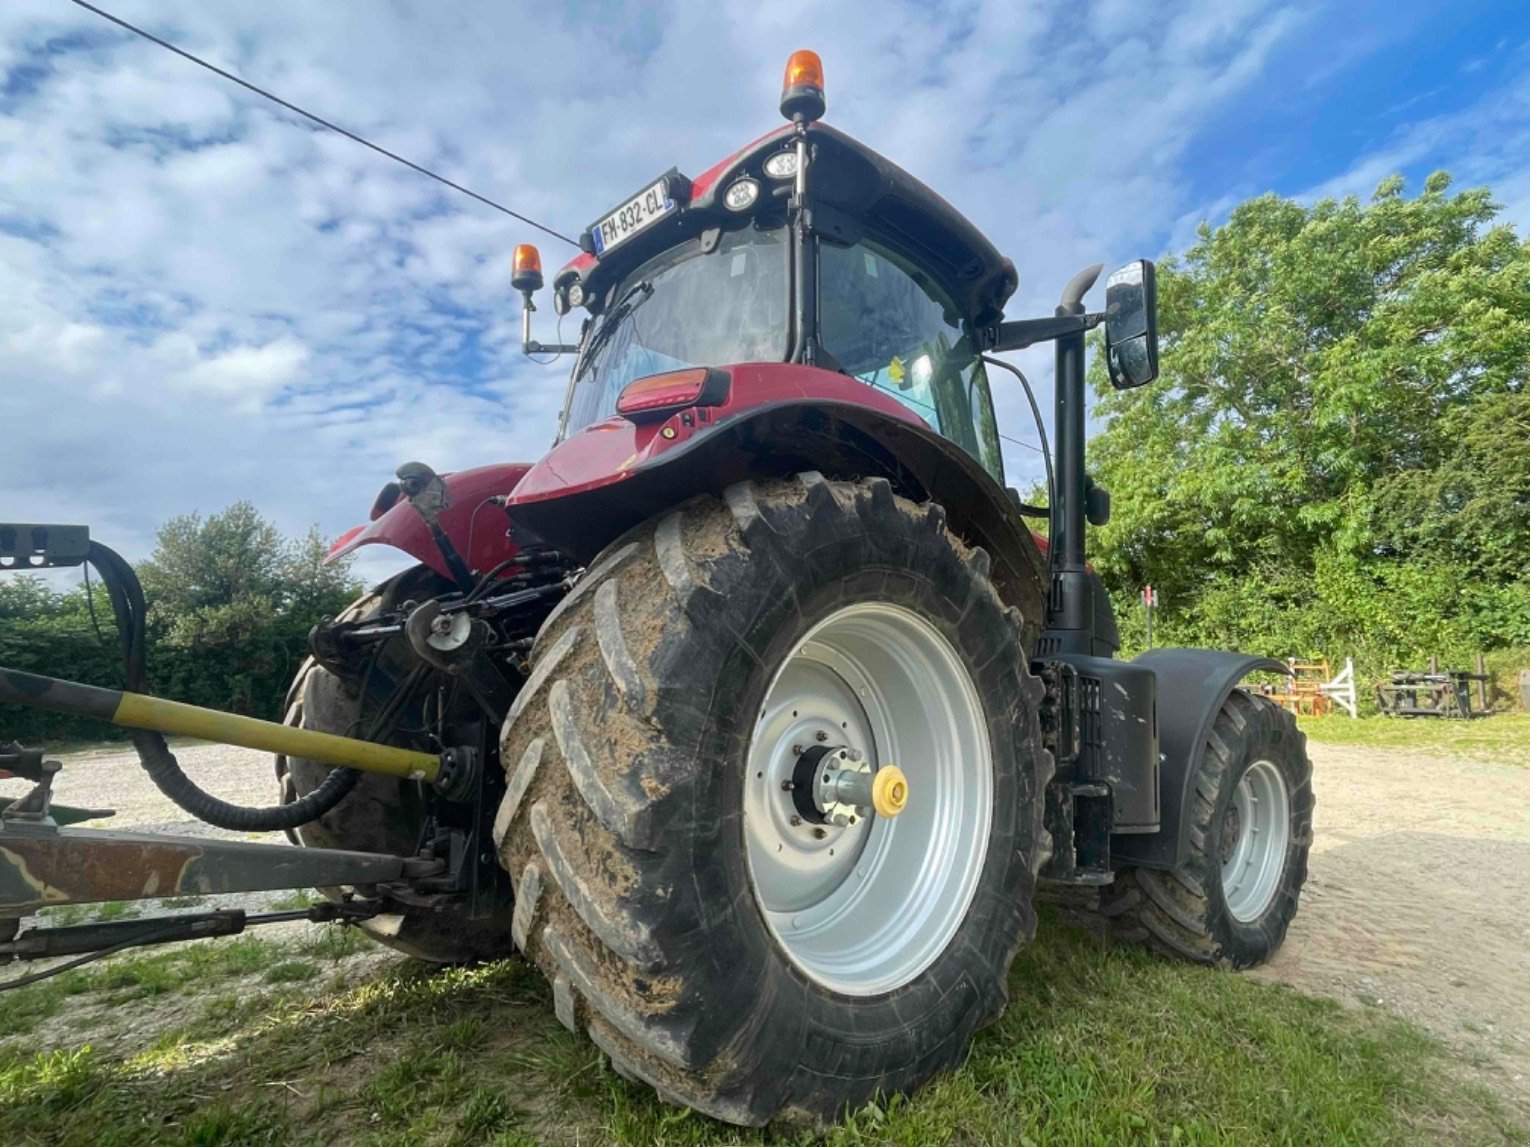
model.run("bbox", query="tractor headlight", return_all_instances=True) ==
[724,178,760,212]
[763,151,799,180]
[567,281,586,309]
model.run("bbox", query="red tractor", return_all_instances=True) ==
[1,51,1311,1126]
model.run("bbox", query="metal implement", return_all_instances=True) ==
[0,904,367,963]
[1376,669,1489,718]
[0,824,418,913]
[1261,658,1358,718]
[0,901,384,991]
[0,667,441,782]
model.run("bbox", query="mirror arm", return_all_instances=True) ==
[520,291,579,356]
[986,312,1103,352]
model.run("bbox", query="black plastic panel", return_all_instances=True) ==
[0,524,91,570]
[1055,654,1159,832]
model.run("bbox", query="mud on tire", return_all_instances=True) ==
[278,568,514,964]
[494,474,1052,1125]
[1098,691,1313,968]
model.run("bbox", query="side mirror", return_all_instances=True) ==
[1104,259,1159,389]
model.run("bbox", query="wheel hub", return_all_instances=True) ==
[786,744,907,828]
[1219,804,1241,865]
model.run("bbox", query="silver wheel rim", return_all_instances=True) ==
[743,601,991,996]
[1220,758,1291,923]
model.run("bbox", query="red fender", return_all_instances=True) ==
[507,362,924,507]
[327,462,532,580]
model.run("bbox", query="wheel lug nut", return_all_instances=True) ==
[780,780,795,791]
[792,744,804,756]
[815,731,829,742]
[790,815,802,826]
[813,827,827,839]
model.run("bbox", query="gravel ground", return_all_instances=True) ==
[15,735,1530,1107]
[1252,740,1530,1106]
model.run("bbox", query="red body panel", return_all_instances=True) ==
[506,363,926,507]
[328,462,532,579]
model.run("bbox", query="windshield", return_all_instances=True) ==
[819,237,1004,480]
[564,225,789,432]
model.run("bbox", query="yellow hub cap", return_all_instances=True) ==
[872,765,909,818]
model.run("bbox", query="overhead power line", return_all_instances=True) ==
[68,0,579,247]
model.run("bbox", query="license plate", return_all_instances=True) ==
[591,178,675,256]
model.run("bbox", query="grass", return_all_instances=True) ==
[1299,711,1530,766]
[0,923,367,1040]
[0,912,1520,1146]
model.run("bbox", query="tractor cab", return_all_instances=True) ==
[515,53,1018,482]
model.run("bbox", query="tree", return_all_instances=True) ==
[1087,172,1530,673]
[139,502,286,651]
[1,505,361,741]
[137,503,360,716]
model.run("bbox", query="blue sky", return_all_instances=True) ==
[2,0,1526,583]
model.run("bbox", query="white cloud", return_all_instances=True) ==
[2,0,1510,592]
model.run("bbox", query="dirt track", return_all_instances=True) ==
[1252,742,1530,1104]
[35,736,1530,1103]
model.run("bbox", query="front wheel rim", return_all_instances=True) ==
[1220,758,1291,923]
[743,601,992,996]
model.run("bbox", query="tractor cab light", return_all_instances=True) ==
[780,50,826,123]
[511,243,544,293]
[724,178,760,211]
[763,150,799,180]
[615,367,730,421]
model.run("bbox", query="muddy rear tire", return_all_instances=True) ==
[278,568,514,964]
[495,474,1051,1125]
[1098,691,1312,968]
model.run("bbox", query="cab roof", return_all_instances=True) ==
[555,122,1017,328]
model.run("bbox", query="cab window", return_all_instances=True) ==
[818,237,1004,481]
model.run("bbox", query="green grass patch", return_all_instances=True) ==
[0,925,371,1041]
[261,960,319,985]
[0,913,1519,1145]
[1300,711,1530,765]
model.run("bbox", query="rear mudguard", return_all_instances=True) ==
[1111,649,1289,871]
[504,362,1048,633]
[328,462,532,581]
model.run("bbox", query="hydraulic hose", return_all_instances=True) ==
[86,541,362,832]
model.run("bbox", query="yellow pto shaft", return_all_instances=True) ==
[0,667,440,782]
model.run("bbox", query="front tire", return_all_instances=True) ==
[494,474,1051,1125]
[1099,691,1312,967]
